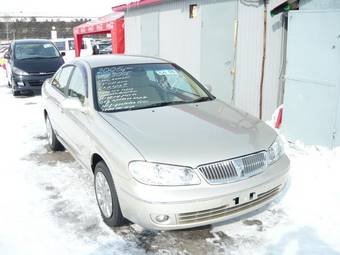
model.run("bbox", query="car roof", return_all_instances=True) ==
[13,39,53,44]
[76,55,169,68]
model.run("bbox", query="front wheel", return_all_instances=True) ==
[94,161,126,227]
[45,114,64,151]
[12,89,20,96]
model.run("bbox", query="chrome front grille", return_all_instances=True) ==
[177,185,281,224]
[198,161,238,184]
[198,151,267,184]
[28,80,44,87]
[240,152,266,176]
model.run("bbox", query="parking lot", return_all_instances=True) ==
[0,67,339,255]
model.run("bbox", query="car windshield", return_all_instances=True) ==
[14,43,60,60]
[94,63,213,112]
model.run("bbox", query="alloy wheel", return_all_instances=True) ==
[95,171,113,218]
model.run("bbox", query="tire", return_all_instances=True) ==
[45,114,64,151]
[94,161,126,227]
[12,90,20,96]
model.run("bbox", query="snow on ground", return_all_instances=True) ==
[0,68,339,255]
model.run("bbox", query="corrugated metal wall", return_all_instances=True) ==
[125,0,237,98]
[158,3,202,78]
[234,0,285,119]
[124,0,285,120]
[262,1,286,119]
[234,0,264,118]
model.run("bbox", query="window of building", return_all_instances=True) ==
[189,4,198,19]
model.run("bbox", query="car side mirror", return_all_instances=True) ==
[61,52,66,56]
[61,98,87,113]
[4,52,10,59]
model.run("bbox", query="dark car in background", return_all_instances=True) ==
[4,39,64,96]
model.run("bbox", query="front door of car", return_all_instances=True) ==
[47,65,74,145]
[62,66,91,166]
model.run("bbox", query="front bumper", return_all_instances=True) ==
[12,73,54,94]
[117,155,290,230]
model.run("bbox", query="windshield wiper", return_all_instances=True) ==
[130,101,186,111]
[190,96,212,103]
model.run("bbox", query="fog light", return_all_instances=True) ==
[155,214,169,223]
[17,81,25,87]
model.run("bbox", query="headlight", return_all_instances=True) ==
[267,136,284,165]
[129,161,201,186]
[12,66,29,75]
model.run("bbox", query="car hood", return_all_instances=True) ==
[100,100,277,167]
[14,57,64,73]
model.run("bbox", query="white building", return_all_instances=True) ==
[116,0,288,120]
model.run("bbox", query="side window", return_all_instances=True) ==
[68,67,86,103]
[68,40,75,50]
[52,66,74,95]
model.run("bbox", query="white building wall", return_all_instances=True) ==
[124,0,285,120]
[200,1,237,103]
[159,6,202,79]
[300,0,340,10]
[124,15,141,54]
[140,12,159,56]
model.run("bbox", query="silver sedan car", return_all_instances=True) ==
[42,55,289,230]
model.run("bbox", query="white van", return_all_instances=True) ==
[52,38,94,62]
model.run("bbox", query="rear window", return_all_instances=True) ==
[14,43,60,60]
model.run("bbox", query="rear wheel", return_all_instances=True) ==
[45,114,64,151]
[94,161,125,227]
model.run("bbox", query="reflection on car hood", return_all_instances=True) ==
[100,99,277,167]
[14,57,64,73]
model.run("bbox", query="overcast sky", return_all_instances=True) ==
[1,0,134,17]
